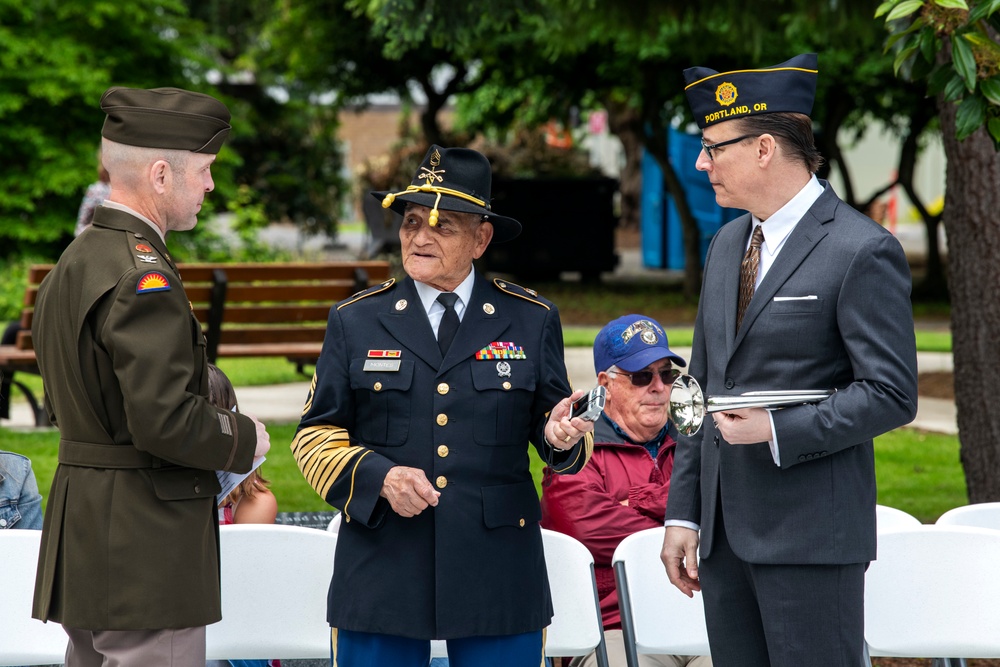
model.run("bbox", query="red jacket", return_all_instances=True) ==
[540,416,675,630]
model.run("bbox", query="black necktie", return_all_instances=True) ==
[436,292,460,355]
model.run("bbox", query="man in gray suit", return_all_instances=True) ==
[660,54,918,667]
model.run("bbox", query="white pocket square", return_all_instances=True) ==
[773,295,818,301]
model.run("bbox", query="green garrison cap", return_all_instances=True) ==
[683,54,818,129]
[100,87,231,154]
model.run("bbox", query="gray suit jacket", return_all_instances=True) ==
[665,182,918,565]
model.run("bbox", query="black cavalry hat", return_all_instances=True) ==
[371,145,522,243]
[683,53,818,129]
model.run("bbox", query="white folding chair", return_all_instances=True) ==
[206,524,337,661]
[936,502,1000,530]
[542,529,609,666]
[612,527,710,667]
[430,529,608,666]
[326,511,342,533]
[0,530,68,666]
[866,525,1000,665]
[876,504,922,532]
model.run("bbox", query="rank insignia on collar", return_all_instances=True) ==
[136,254,158,263]
[136,271,171,294]
[135,244,153,253]
[368,350,401,358]
[475,341,526,360]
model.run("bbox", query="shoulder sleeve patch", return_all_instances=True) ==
[492,278,549,310]
[136,271,171,294]
[338,278,396,310]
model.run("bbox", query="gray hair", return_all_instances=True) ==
[101,138,192,187]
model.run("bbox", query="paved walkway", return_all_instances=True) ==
[4,221,954,433]
[2,349,955,434]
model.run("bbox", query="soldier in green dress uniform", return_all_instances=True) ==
[30,87,270,666]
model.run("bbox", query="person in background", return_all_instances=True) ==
[292,144,594,667]
[73,147,111,237]
[660,54,917,667]
[30,86,269,667]
[542,315,711,667]
[0,448,43,530]
[207,364,278,526]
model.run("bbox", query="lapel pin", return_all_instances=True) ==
[395,299,408,311]
[483,303,495,314]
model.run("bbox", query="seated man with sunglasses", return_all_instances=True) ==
[541,315,712,667]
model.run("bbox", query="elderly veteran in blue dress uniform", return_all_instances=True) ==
[293,144,595,667]
[31,87,270,667]
[659,55,918,667]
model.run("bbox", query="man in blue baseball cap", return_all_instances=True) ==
[542,316,711,667]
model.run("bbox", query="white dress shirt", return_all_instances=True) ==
[413,267,476,337]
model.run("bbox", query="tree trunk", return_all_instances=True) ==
[605,101,642,230]
[937,98,1000,502]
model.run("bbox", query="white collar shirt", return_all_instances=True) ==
[414,268,476,338]
[749,175,825,288]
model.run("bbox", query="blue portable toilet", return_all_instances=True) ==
[640,128,743,269]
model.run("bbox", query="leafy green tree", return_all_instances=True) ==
[448,2,938,296]
[879,0,1000,502]
[186,0,348,240]
[0,0,207,258]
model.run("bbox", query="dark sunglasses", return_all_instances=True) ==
[610,368,678,387]
[701,133,757,160]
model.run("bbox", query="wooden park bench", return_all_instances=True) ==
[0,260,392,427]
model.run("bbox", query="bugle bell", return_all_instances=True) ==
[669,374,833,436]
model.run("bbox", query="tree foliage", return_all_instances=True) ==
[0,0,349,261]
[877,0,1000,144]
[0,0,206,257]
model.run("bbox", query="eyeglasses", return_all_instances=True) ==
[701,134,757,161]
[609,368,678,387]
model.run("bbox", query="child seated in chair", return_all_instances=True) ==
[206,364,280,667]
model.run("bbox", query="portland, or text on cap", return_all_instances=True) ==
[683,53,818,130]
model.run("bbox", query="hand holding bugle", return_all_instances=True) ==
[669,374,834,436]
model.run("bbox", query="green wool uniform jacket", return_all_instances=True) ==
[31,206,258,630]
[293,274,592,640]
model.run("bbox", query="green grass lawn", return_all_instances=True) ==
[1,423,965,523]
[1,326,957,518]
[3,328,950,400]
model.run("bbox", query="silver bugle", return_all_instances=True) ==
[669,374,833,436]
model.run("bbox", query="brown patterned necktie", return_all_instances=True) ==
[736,225,765,331]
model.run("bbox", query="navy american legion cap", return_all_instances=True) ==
[683,53,819,129]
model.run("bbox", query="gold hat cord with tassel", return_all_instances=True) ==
[382,184,488,227]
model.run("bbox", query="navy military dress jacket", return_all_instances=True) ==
[292,273,591,639]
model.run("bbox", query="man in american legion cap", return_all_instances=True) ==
[31,87,270,666]
[659,54,918,666]
[292,144,596,666]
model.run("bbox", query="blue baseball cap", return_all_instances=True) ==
[593,315,687,374]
